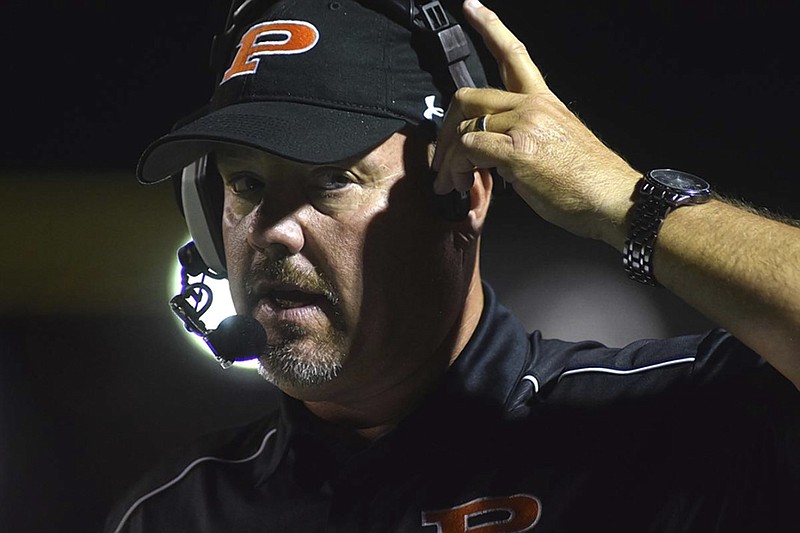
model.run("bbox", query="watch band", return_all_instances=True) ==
[623,180,670,286]
[623,169,712,286]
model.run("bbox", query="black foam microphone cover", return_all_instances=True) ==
[205,315,267,362]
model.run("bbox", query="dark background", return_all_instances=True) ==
[1,1,798,531]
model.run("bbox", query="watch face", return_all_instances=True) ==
[648,169,710,193]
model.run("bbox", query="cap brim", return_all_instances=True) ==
[137,101,408,183]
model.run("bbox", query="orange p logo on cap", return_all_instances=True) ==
[221,20,319,84]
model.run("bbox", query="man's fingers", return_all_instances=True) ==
[433,105,520,193]
[432,87,523,171]
[461,0,549,95]
[458,110,517,136]
[433,125,516,194]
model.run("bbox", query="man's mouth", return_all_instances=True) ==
[244,262,341,330]
[251,285,333,336]
[268,289,325,310]
[252,280,335,317]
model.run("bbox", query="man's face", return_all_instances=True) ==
[217,131,468,400]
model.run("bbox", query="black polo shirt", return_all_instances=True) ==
[105,283,799,532]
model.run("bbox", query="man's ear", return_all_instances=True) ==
[470,167,494,229]
[453,168,494,248]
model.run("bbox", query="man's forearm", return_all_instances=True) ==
[654,198,800,388]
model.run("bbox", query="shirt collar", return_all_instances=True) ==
[441,282,532,409]
[261,282,533,479]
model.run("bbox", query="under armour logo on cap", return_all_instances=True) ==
[423,95,445,120]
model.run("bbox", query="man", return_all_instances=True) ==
[106,0,800,531]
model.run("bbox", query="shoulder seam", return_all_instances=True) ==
[109,428,278,533]
[557,356,696,382]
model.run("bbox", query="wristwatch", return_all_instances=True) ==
[624,168,712,286]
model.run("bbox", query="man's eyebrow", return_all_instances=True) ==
[215,150,250,164]
[215,151,262,174]
[344,158,405,183]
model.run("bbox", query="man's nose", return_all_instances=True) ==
[246,201,306,256]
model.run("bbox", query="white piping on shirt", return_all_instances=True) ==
[557,356,696,383]
[111,428,278,533]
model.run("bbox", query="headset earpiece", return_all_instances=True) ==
[435,189,471,221]
[179,154,228,277]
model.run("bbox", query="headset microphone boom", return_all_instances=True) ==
[170,242,267,368]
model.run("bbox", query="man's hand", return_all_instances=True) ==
[434,1,800,389]
[432,0,641,249]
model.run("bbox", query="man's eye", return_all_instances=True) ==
[315,172,352,192]
[228,174,264,195]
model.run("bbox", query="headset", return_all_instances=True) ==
[170,0,484,366]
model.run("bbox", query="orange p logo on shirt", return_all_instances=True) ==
[221,20,319,84]
[422,494,541,532]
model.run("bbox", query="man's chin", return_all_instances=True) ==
[255,338,345,391]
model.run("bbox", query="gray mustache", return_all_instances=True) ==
[245,258,340,307]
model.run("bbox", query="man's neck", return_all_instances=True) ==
[303,274,485,441]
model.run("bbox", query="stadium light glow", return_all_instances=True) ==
[170,250,261,370]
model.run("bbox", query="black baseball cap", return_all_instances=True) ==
[136,0,487,184]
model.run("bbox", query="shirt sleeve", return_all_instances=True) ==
[529,328,777,407]
[525,329,800,530]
